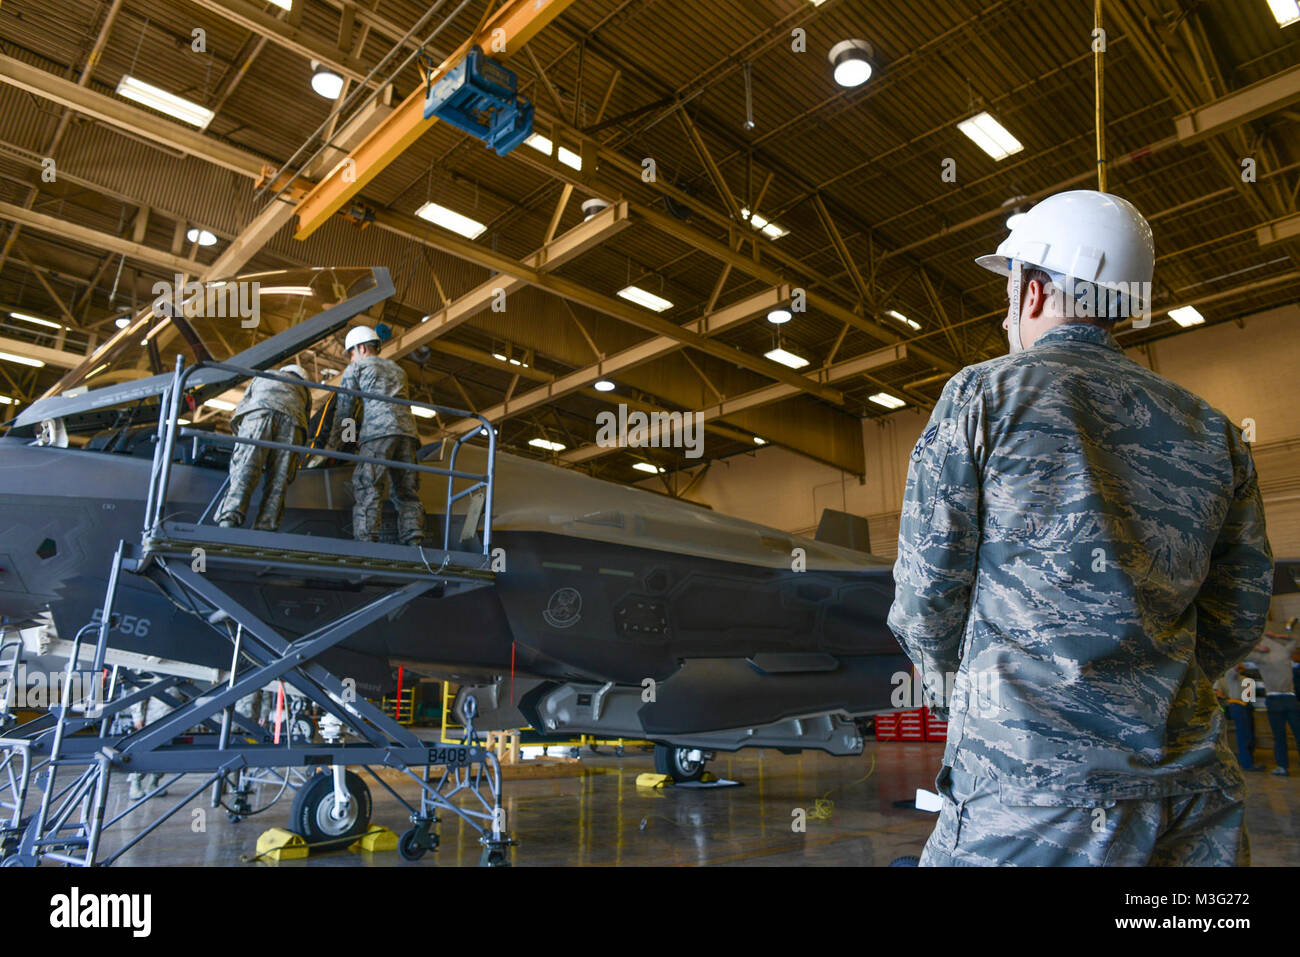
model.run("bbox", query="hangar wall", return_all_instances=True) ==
[682,304,1300,562]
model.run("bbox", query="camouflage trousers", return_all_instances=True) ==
[919,764,1250,866]
[215,410,303,530]
[353,435,424,545]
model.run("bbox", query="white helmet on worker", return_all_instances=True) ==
[279,364,308,380]
[344,325,381,353]
[975,190,1154,352]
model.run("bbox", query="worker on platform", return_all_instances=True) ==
[327,326,425,546]
[215,364,312,531]
[888,190,1273,866]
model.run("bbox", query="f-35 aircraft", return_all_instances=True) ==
[0,267,906,783]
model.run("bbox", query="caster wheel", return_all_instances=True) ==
[653,744,706,783]
[398,828,428,861]
[289,770,372,850]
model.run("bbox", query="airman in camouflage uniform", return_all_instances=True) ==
[889,191,1273,866]
[216,365,312,531]
[328,327,425,545]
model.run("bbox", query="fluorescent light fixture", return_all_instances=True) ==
[267,0,292,9]
[957,111,1023,161]
[525,133,553,155]
[740,207,788,240]
[310,62,344,99]
[10,311,61,329]
[594,380,616,392]
[115,75,215,129]
[1268,0,1300,27]
[85,363,108,379]
[632,462,665,474]
[767,308,792,324]
[203,398,236,412]
[886,309,921,331]
[828,39,873,88]
[764,347,809,369]
[0,395,13,404]
[869,391,906,410]
[415,201,487,239]
[753,436,767,445]
[186,228,217,247]
[1168,305,1205,327]
[176,418,190,426]
[0,350,44,368]
[258,286,316,296]
[617,286,673,312]
[114,316,132,329]
[557,146,582,170]
[411,406,437,419]
[492,352,508,362]
[529,437,566,452]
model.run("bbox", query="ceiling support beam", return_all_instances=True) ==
[0,200,204,274]
[0,334,90,369]
[1256,211,1300,247]
[382,199,630,356]
[182,0,371,82]
[1174,63,1300,144]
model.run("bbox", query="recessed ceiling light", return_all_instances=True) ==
[767,308,792,324]
[828,39,873,88]
[869,392,906,409]
[1268,0,1300,27]
[740,207,788,240]
[594,379,616,392]
[1168,306,1205,327]
[10,311,61,329]
[415,201,487,239]
[529,437,566,452]
[957,111,1023,161]
[310,61,344,99]
[617,286,673,312]
[115,75,214,129]
[886,309,921,331]
[0,350,44,368]
[632,462,665,474]
[186,228,217,247]
[764,347,809,369]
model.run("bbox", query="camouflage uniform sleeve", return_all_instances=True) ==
[1194,429,1273,679]
[328,364,359,448]
[887,368,985,715]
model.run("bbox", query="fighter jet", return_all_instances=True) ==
[0,266,907,784]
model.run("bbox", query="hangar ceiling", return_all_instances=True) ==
[0,0,1297,487]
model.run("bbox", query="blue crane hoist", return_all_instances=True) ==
[423,46,534,157]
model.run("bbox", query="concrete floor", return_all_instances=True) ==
[98,725,1300,867]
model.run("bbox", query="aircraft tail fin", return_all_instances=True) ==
[814,509,871,554]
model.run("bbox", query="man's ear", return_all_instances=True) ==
[1024,279,1048,320]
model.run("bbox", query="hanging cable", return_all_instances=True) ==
[1095,0,1107,192]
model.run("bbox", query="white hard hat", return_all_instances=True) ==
[279,364,308,379]
[344,325,381,351]
[975,190,1154,290]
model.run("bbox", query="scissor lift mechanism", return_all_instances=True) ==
[0,360,510,867]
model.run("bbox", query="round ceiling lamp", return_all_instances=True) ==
[828,40,874,88]
[310,60,345,99]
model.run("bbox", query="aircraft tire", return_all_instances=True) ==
[289,770,372,849]
[653,744,706,783]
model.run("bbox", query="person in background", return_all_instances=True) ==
[1255,625,1300,776]
[1217,666,1265,772]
